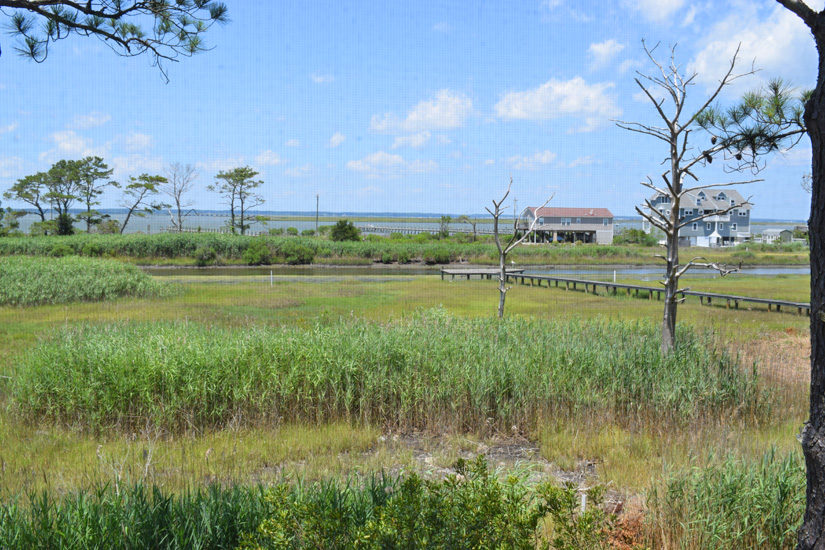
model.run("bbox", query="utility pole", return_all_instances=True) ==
[315,193,319,233]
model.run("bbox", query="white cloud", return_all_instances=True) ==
[495,77,621,131]
[329,132,346,148]
[507,150,557,170]
[588,39,625,71]
[392,131,431,149]
[483,159,495,166]
[285,139,300,147]
[432,22,452,32]
[346,151,437,178]
[0,156,23,178]
[568,155,597,168]
[39,130,109,162]
[284,163,313,177]
[436,135,451,145]
[311,74,335,83]
[255,150,285,165]
[620,0,686,22]
[111,154,165,179]
[370,89,474,133]
[124,132,153,152]
[0,122,19,135]
[69,111,111,130]
[690,4,818,95]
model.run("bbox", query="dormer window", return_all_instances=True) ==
[730,199,735,206]
[716,192,726,201]
[698,191,706,197]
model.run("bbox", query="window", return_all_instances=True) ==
[696,198,701,206]
[706,223,712,230]
[719,223,725,230]
[730,199,735,206]
[603,218,609,226]
[716,193,726,200]
[576,217,581,224]
[739,210,747,217]
[666,209,671,215]
[731,223,737,231]
[660,195,671,204]
[692,222,698,231]
[685,209,693,216]
[561,218,571,226]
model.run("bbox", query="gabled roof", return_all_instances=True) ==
[527,207,613,218]
[650,188,751,211]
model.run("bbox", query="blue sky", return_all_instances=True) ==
[0,0,820,219]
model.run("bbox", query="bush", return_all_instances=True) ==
[193,246,217,267]
[279,241,314,265]
[49,243,75,257]
[423,247,451,265]
[56,213,74,236]
[381,252,393,264]
[286,227,299,236]
[243,240,273,265]
[330,220,361,242]
[398,251,411,264]
[269,228,284,236]
[613,228,659,246]
[301,229,315,237]
[240,457,550,550]
[81,242,104,257]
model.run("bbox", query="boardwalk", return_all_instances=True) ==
[443,270,811,316]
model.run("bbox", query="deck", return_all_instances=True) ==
[443,270,811,316]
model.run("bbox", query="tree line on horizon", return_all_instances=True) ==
[0,159,265,237]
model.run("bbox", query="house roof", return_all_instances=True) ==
[527,207,613,218]
[762,229,784,235]
[649,188,751,211]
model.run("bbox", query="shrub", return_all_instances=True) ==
[280,241,314,265]
[286,227,299,236]
[423,247,451,265]
[269,228,284,236]
[381,252,393,264]
[49,243,75,257]
[398,251,411,264]
[240,457,549,550]
[301,229,315,236]
[330,220,361,242]
[243,240,273,265]
[193,246,217,267]
[81,242,104,257]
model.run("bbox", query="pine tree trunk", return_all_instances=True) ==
[799,27,825,550]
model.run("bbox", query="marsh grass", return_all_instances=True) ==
[11,311,768,433]
[647,449,804,550]
[0,256,173,306]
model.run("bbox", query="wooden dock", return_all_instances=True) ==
[450,272,811,316]
[440,268,525,280]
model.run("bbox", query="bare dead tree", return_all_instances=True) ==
[615,41,760,354]
[162,163,198,233]
[485,177,552,319]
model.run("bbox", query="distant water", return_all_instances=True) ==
[13,211,804,237]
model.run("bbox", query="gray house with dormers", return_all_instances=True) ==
[643,188,752,247]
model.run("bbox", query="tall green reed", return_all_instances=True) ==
[11,310,769,433]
